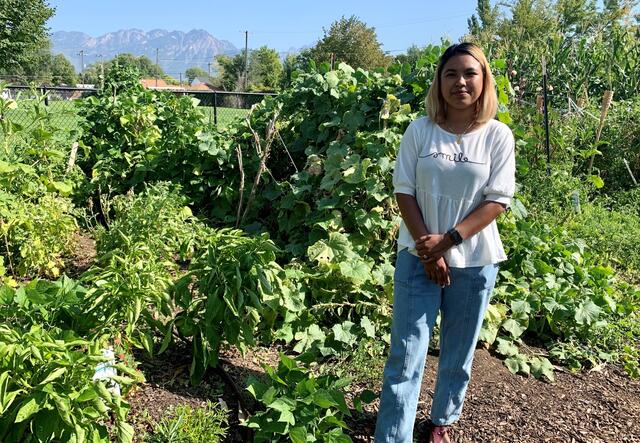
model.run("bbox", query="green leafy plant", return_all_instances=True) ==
[0,84,83,279]
[244,353,354,443]
[171,229,299,384]
[78,64,208,203]
[95,182,206,262]
[0,278,143,442]
[480,208,640,379]
[81,242,175,354]
[1,83,83,200]
[145,401,228,443]
[566,201,640,279]
[0,191,77,278]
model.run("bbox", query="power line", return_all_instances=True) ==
[373,12,474,29]
[248,11,475,34]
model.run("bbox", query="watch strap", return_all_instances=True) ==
[446,228,464,245]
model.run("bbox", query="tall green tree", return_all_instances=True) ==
[214,51,246,91]
[0,0,55,72]
[49,53,77,85]
[249,46,283,91]
[309,16,390,70]
[468,0,500,35]
[280,53,303,89]
[214,46,283,92]
[110,53,164,78]
[185,66,209,83]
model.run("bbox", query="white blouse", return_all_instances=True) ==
[393,116,516,268]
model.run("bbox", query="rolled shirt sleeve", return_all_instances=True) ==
[483,125,516,207]
[393,120,421,196]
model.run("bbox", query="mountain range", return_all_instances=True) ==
[51,29,239,78]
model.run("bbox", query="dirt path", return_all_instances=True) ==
[414,349,640,443]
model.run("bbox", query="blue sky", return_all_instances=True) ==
[47,0,479,54]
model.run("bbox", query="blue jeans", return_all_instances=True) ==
[374,249,499,443]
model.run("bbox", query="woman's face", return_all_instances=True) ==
[440,54,484,113]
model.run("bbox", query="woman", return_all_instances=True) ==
[374,43,515,443]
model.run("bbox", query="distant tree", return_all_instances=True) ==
[0,0,55,73]
[79,63,100,85]
[393,41,452,71]
[49,53,77,85]
[214,52,246,91]
[554,0,598,35]
[185,66,209,83]
[80,53,164,86]
[308,16,390,70]
[6,39,53,84]
[110,53,164,78]
[248,46,283,91]
[394,45,428,67]
[280,53,301,89]
[467,0,500,35]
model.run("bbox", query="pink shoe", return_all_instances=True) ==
[427,424,451,443]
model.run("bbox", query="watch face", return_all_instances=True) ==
[448,229,463,245]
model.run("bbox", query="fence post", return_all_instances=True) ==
[214,91,218,126]
[42,86,49,106]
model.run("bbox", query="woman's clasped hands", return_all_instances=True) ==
[415,234,454,287]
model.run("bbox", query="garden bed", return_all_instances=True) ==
[127,344,640,442]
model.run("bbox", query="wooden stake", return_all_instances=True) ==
[588,90,613,174]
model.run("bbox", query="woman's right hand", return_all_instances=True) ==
[423,257,451,287]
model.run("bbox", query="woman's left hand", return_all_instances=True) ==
[416,234,453,262]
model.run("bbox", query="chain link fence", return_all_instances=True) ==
[2,85,275,130]
[183,90,275,126]
[2,86,95,132]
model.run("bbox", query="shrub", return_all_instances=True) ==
[171,229,298,384]
[0,191,77,278]
[78,65,206,201]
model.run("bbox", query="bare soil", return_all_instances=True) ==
[66,232,97,277]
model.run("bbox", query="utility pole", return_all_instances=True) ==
[78,50,85,85]
[244,30,249,91]
[155,48,159,87]
[98,54,104,89]
[179,72,182,87]
[207,62,212,78]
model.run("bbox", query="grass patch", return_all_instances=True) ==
[567,202,640,281]
[321,338,387,386]
[199,106,250,127]
[5,100,82,133]
[144,401,229,443]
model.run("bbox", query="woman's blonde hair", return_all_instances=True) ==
[425,42,497,124]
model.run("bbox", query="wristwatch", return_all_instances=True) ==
[446,228,464,246]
